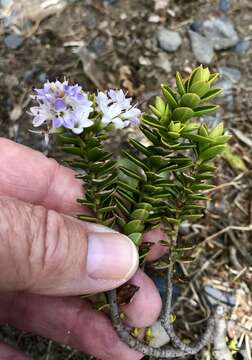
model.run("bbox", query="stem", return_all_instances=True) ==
[107,289,187,358]
[161,266,216,355]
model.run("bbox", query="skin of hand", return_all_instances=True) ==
[0,138,167,360]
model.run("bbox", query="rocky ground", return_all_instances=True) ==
[0,0,251,359]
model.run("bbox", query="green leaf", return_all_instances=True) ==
[167,131,180,139]
[201,88,222,103]
[172,107,194,122]
[87,147,104,161]
[158,164,178,173]
[130,138,152,156]
[181,123,199,133]
[97,205,117,214]
[149,104,162,117]
[99,173,118,189]
[164,217,180,224]
[195,172,215,180]
[180,93,201,108]
[155,96,166,113]
[61,146,83,156]
[77,214,97,222]
[117,180,140,194]
[161,85,178,108]
[148,155,171,168]
[123,151,149,171]
[198,162,215,172]
[191,183,215,191]
[184,204,205,210]
[140,125,160,145]
[209,122,224,138]
[117,189,136,204]
[215,135,232,144]
[142,114,167,130]
[181,214,204,221]
[136,202,153,211]
[114,197,130,216]
[199,144,226,161]
[176,71,186,95]
[124,220,145,235]
[129,233,143,246]
[190,65,210,84]
[189,81,210,97]
[131,209,150,221]
[198,124,209,137]
[222,145,247,172]
[77,199,95,208]
[184,134,214,143]
[208,73,219,85]
[120,166,143,181]
[57,134,80,145]
[193,105,219,117]
[188,194,209,201]
[91,160,117,175]
[91,172,116,186]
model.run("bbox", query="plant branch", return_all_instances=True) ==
[107,289,187,358]
[160,236,216,355]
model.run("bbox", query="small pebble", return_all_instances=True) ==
[157,28,182,52]
[189,30,215,64]
[202,16,239,50]
[149,321,170,348]
[148,14,161,23]
[219,66,241,83]
[139,56,152,66]
[204,286,236,306]
[155,52,172,73]
[234,39,251,54]
[37,72,47,83]
[219,0,231,12]
[4,33,23,49]
[190,19,203,33]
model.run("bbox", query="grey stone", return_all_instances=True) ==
[37,72,47,83]
[155,52,171,73]
[189,30,215,64]
[234,39,251,54]
[190,19,203,32]
[202,17,239,50]
[157,28,182,52]
[204,286,236,306]
[149,321,170,348]
[4,33,23,49]
[219,66,241,83]
[219,0,231,12]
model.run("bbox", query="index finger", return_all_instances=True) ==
[0,138,84,215]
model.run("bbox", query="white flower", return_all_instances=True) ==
[108,89,131,110]
[97,89,141,129]
[64,110,93,134]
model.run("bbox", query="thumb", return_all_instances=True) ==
[0,197,138,295]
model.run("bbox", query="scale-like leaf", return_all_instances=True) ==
[193,105,219,116]
[176,71,186,95]
[161,85,178,108]
[199,144,226,161]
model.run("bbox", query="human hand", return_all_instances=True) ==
[0,138,165,360]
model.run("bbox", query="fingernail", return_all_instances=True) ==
[86,232,138,281]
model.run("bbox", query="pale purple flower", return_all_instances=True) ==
[97,89,141,129]
[108,89,131,110]
[30,80,93,135]
[63,110,93,134]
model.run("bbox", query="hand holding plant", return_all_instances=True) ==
[6,65,229,359]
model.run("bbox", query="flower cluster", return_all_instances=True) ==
[30,80,141,135]
[97,89,141,129]
[30,80,93,134]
